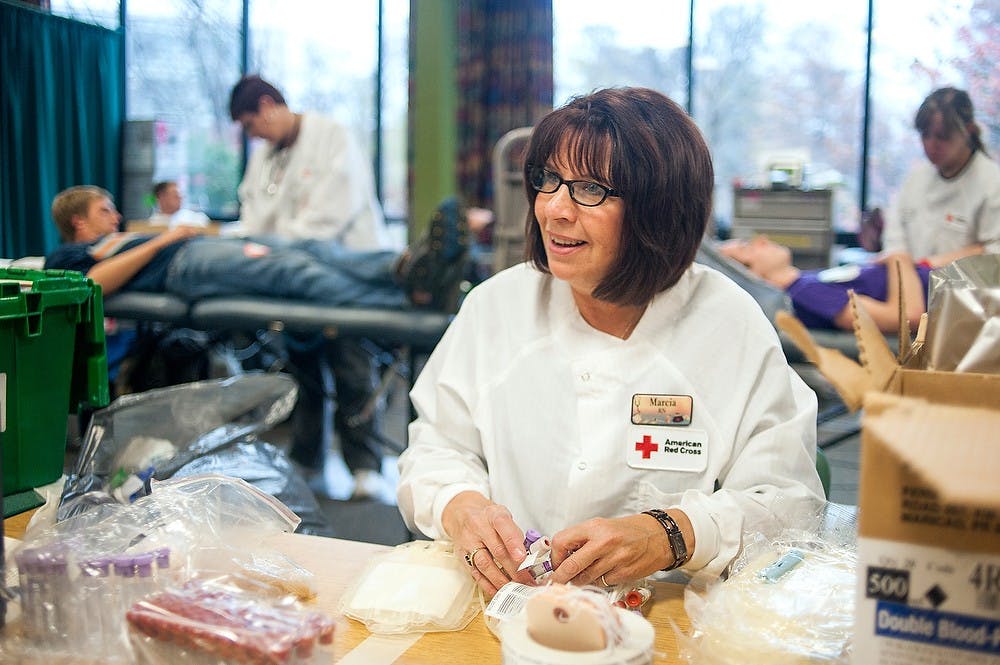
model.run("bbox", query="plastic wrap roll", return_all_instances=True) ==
[500,608,654,665]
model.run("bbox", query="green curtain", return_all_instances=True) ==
[1,2,122,258]
[456,0,553,211]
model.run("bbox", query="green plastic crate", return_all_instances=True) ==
[0,267,109,495]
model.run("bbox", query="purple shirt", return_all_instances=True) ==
[786,263,932,329]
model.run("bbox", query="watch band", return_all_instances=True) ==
[642,509,689,571]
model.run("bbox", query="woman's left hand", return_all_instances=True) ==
[546,514,670,588]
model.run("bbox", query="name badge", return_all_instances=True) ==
[631,393,692,426]
[626,425,708,472]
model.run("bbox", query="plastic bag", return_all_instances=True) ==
[337,540,479,634]
[172,440,332,537]
[679,502,857,664]
[1,474,303,664]
[126,577,335,665]
[925,254,1000,373]
[60,373,298,520]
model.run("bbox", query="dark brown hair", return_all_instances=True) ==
[523,87,714,306]
[152,180,175,198]
[229,75,287,120]
[915,87,986,155]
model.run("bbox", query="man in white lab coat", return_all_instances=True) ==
[229,75,393,500]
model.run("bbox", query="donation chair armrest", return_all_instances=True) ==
[103,292,192,326]
[189,297,453,350]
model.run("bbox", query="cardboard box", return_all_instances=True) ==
[777,297,1000,664]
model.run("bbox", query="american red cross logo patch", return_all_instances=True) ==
[635,435,659,459]
[626,425,708,472]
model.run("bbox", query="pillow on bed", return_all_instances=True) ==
[1,256,46,270]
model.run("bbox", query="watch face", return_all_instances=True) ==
[644,509,688,570]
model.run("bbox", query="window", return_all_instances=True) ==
[249,1,394,218]
[124,0,242,219]
[868,0,990,215]
[554,1,868,235]
[49,0,408,222]
[379,0,410,221]
[553,0,997,246]
[48,0,118,28]
[694,1,868,234]
[553,0,690,108]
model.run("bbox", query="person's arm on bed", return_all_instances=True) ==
[833,253,925,333]
[920,243,984,269]
[88,226,203,296]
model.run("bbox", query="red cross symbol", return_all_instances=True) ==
[635,435,658,459]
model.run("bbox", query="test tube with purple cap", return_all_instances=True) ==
[79,556,111,654]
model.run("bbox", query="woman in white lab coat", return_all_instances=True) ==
[883,87,1000,266]
[397,87,824,595]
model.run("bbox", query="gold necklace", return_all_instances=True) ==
[620,304,647,339]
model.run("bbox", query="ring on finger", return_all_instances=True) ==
[465,546,486,568]
[600,574,610,587]
[493,557,505,572]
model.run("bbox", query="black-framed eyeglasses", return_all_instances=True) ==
[528,166,622,207]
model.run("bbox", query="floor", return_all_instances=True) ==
[261,360,862,547]
[262,373,417,546]
[819,417,861,505]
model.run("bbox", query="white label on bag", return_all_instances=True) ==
[486,582,535,621]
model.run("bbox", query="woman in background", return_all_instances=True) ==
[883,87,1000,267]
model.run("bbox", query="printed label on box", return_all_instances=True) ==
[854,536,1000,663]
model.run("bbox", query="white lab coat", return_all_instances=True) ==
[237,112,391,250]
[883,151,1000,258]
[397,262,824,578]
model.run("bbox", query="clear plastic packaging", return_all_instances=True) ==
[60,373,298,520]
[1,474,304,663]
[189,546,318,601]
[925,254,1000,373]
[336,540,479,634]
[126,577,335,665]
[605,578,655,614]
[484,582,656,665]
[679,503,857,664]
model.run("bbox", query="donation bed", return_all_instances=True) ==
[102,291,453,416]
[103,292,451,352]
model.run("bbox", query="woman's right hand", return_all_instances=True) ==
[442,491,536,596]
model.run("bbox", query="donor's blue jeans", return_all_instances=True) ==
[164,236,407,308]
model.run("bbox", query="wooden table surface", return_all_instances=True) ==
[4,512,691,663]
[3,509,34,540]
